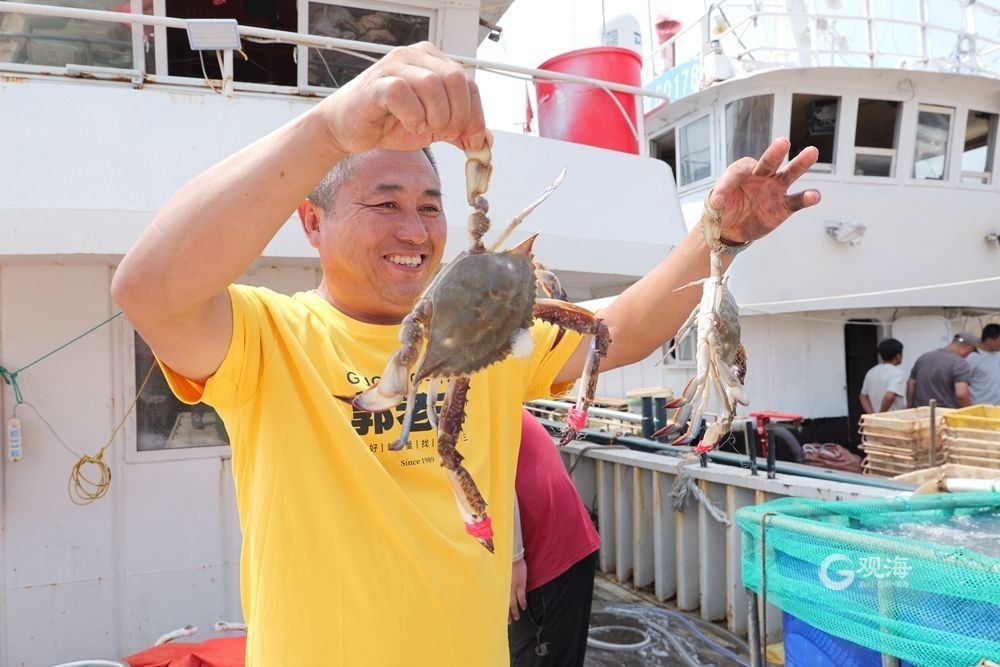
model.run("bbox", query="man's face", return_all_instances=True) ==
[310,149,446,324]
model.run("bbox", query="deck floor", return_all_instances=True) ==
[586,573,759,666]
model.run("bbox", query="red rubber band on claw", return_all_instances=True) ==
[465,516,493,540]
[567,407,588,432]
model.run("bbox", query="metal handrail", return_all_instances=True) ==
[0,1,669,103]
[644,0,1000,82]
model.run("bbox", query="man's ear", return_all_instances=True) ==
[298,200,323,249]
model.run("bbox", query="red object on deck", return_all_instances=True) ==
[534,47,642,154]
[749,411,804,457]
[123,637,245,667]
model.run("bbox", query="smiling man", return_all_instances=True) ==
[111,42,819,666]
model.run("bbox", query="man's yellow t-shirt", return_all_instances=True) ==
[162,285,582,666]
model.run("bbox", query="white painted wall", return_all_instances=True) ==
[591,307,997,422]
[0,65,684,666]
[0,77,685,280]
[0,261,322,665]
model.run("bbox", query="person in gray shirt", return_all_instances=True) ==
[906,332,978,408]
[967,324,1000,405]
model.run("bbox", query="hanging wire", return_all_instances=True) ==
[0,312,123,405]
[71,361,157,505]
[0,311,159,505]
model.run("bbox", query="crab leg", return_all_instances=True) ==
[487,169,566,252]
[424,378,443,431]
[533,260,568,301]
[533,299,611,445]
[434,376,493,552]
[349,300,432,449]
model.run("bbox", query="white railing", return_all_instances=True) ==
[528,404,911,642]
[0,1,668,101]
[644,0,1000,105]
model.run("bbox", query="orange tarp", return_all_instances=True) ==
[123,637,245,667]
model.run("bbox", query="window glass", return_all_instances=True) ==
[961,110,997,185]
[307,3,430,88]
[678,116,711,186]
[0,0,133,68]
[163,0,298,85]
[726,94,773,164]
[652,129,677,183]
[913,106,952,180]
[790,94,838,171]
[854,98,900,177]
[663,327,697,364]
[134,332,229,451]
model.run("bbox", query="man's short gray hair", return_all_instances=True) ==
[306,147,439,211]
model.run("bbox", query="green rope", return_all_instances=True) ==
[0,366,23,403]
[1,312,123,405]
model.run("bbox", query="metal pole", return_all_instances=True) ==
[766,424,777,479]
[654,396,668,442]
[745,419,758,476]
[928,399,936,467]
[747,588,764,667]
[641,395,655,439]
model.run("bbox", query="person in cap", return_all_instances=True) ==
[967,323,1000,405]
[906,331,978,408]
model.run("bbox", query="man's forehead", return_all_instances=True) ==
[365,181,442,199]
[353,150,441,195]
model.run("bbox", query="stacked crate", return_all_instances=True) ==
[942,405,1000,470]
[859,407,952,477]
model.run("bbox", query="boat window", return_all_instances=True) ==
[0,0,136,69]
[790,94,838,172]
[663,328,696,365]
[854,98,900,177]
[961,110,997,185]
[913,104,953,180]
[725,94,773,164]
[162,0,299,85]
[303,2,432,89]
[651,129,678,183]
[678,115,711,186]
[133,333,230,452]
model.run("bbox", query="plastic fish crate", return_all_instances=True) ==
[941,407,1000,470]
[859,407,952,477]
[893,463,1000,485]
[944,405,1000,431]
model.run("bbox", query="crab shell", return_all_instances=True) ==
[413,234,538,383]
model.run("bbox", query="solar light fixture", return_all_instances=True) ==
[825,221,866,246]
[185,18,242,51]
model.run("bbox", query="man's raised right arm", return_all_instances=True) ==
[110,42,488,382]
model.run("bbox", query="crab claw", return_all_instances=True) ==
[350,351,410,411]
[464,516,495,553]
[651,403,694,439]
[694,421,730,454]
[465,145,492,205]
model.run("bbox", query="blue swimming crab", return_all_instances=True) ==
[348,146,611,552]
[654,198,748,453]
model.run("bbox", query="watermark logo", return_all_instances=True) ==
[819,554,855,590]
[819,553,912,590]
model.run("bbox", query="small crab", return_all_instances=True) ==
[348,146,611,552]
[653,198,748,453]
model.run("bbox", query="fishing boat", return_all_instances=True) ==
[607,0,1000,448]
[0,0,996,664]
[0,0,681,662]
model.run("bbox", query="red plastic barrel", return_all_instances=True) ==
[534,47,642,154]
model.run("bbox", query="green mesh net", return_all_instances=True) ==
[737,492,1000,667]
